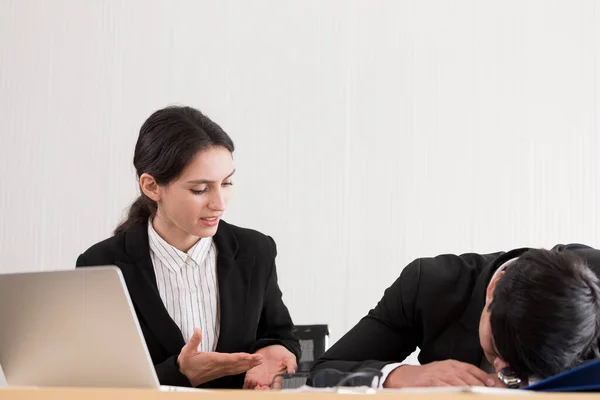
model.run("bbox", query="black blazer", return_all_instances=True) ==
[313,244,600,373]
[76,220,300,389]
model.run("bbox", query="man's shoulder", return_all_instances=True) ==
[405,251,502,287]
[397,251,506,326]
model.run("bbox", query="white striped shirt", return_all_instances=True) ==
[147,220,220,352]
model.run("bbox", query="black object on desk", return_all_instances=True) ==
[294,325,329,372]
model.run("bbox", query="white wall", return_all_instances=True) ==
[1,0,599,360]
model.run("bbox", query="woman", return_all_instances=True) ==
[76,106,300,389]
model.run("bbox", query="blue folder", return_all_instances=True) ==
[523,358,600,392]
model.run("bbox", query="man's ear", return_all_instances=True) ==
[486,271,505,302]
[140,173,160,202]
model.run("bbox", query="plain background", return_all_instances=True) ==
[1,1,599,363]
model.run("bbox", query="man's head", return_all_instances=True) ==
[478,249,600,381]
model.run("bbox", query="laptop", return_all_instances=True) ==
[0,266,201,391]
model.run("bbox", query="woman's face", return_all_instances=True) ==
[147,146,235,244]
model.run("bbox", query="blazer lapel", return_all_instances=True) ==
[213,221,252,353]
[120,223,185,355]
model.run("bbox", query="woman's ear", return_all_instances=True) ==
[140,173,160,202]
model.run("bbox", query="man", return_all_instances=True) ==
[312,244,600,388]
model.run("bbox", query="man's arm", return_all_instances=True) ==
[312,251,506,388]
[312,260,422,372]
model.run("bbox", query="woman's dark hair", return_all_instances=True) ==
[489,249,600,380]
[115,106,235,234]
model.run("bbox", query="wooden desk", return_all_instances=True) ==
[0,387,597,400]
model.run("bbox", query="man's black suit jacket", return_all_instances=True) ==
[313,244,600,373]
[76,220,300,388]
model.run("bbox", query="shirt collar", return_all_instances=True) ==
[147,219,213,269]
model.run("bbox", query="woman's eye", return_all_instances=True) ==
[191,189,208,195]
